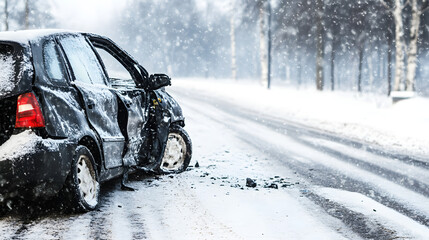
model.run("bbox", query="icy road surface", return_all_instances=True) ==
[1,85,429,239]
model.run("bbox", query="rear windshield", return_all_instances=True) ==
[0,44,16,93]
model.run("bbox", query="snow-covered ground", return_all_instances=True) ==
[1,78,429,239]
[174,78,429,159]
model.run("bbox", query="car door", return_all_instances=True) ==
[58,35,125,169]
[88,36,148,167]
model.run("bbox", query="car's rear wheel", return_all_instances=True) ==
[63,145,100,212]
[158,125,192,174]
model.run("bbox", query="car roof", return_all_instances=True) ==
[0,29,84,46]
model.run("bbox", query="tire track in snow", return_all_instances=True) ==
[241,110,429,198]
[127,212,147,240]
[306,192,397,240]
[179,99,402,239]
[237,133,429,228]
[297,137,429,197]
[88,187,116,240]
[171,88,429,169]
[116,181,148,240]
[88,180,148,240]
[176,91,429,232]
[174,89,429,198]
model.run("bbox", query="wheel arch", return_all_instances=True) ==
[171,120,185,128]
[78,136,103,174]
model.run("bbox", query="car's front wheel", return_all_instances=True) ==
[158,125,192,174]
[63,145,100,212]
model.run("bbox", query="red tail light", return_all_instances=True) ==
[15,92,45,128]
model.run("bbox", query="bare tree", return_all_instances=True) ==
[406,0,428,91]
[230,2,237,81]
[357,38,365,92]
[380,0,408,91]
[240,0,271,87]
[3,0,8,31]
[387,22,394,95]
[315,0,325,91]
[24,0,29,29]
[267,0,272,89]
[258,0,269,88]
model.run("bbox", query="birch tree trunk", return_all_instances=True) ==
[315,0,324,91]
[357,43,364,92]
[388,31,393,95]
[24,0,29,29]
[330,34,335,91]
[368,50,374,90]
[392,0,406,91]
[3,0,8,31]
[406,0,426,91]
[259,2,268,88]
[230,9,237,81]
[297,54,302,88]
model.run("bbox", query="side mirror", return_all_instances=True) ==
[148,74,171,90]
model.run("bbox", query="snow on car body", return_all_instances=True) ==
[0,29,192,211]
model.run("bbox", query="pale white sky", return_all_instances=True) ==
[195,0,231,13]
[48,0,129,34]
[48,0,230,35]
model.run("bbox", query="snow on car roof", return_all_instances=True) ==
[0,29,83,45]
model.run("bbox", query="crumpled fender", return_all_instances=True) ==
[153,89,185,126]
[142,88,185,169]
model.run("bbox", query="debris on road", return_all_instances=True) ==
[265,183,278,189]
[246,178,257,188]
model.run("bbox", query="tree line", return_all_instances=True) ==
[239,0,428,94]
[2,0,428,95]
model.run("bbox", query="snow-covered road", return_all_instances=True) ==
[1,82,429,239]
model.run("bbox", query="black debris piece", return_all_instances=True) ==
[265,183,278,189]
[281,183,293,188]
[246,178,257,188]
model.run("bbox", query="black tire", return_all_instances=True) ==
[63,145,100,212]
[157,125,192,174]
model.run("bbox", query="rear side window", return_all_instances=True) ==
[43,40,66,85]
[59,36,107,86]
[0,44,16,93]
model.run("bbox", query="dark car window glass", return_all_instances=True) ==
[43,40,66,84]
[59,36,106,86]
[0,44,16,93]
[94,47,136,88]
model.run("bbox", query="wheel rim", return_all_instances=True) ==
[77,155,98,207]
[161,133,187,171]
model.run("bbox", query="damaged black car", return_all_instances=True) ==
[0,30,192,212]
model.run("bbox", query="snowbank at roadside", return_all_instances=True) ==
[173,78,429,158]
